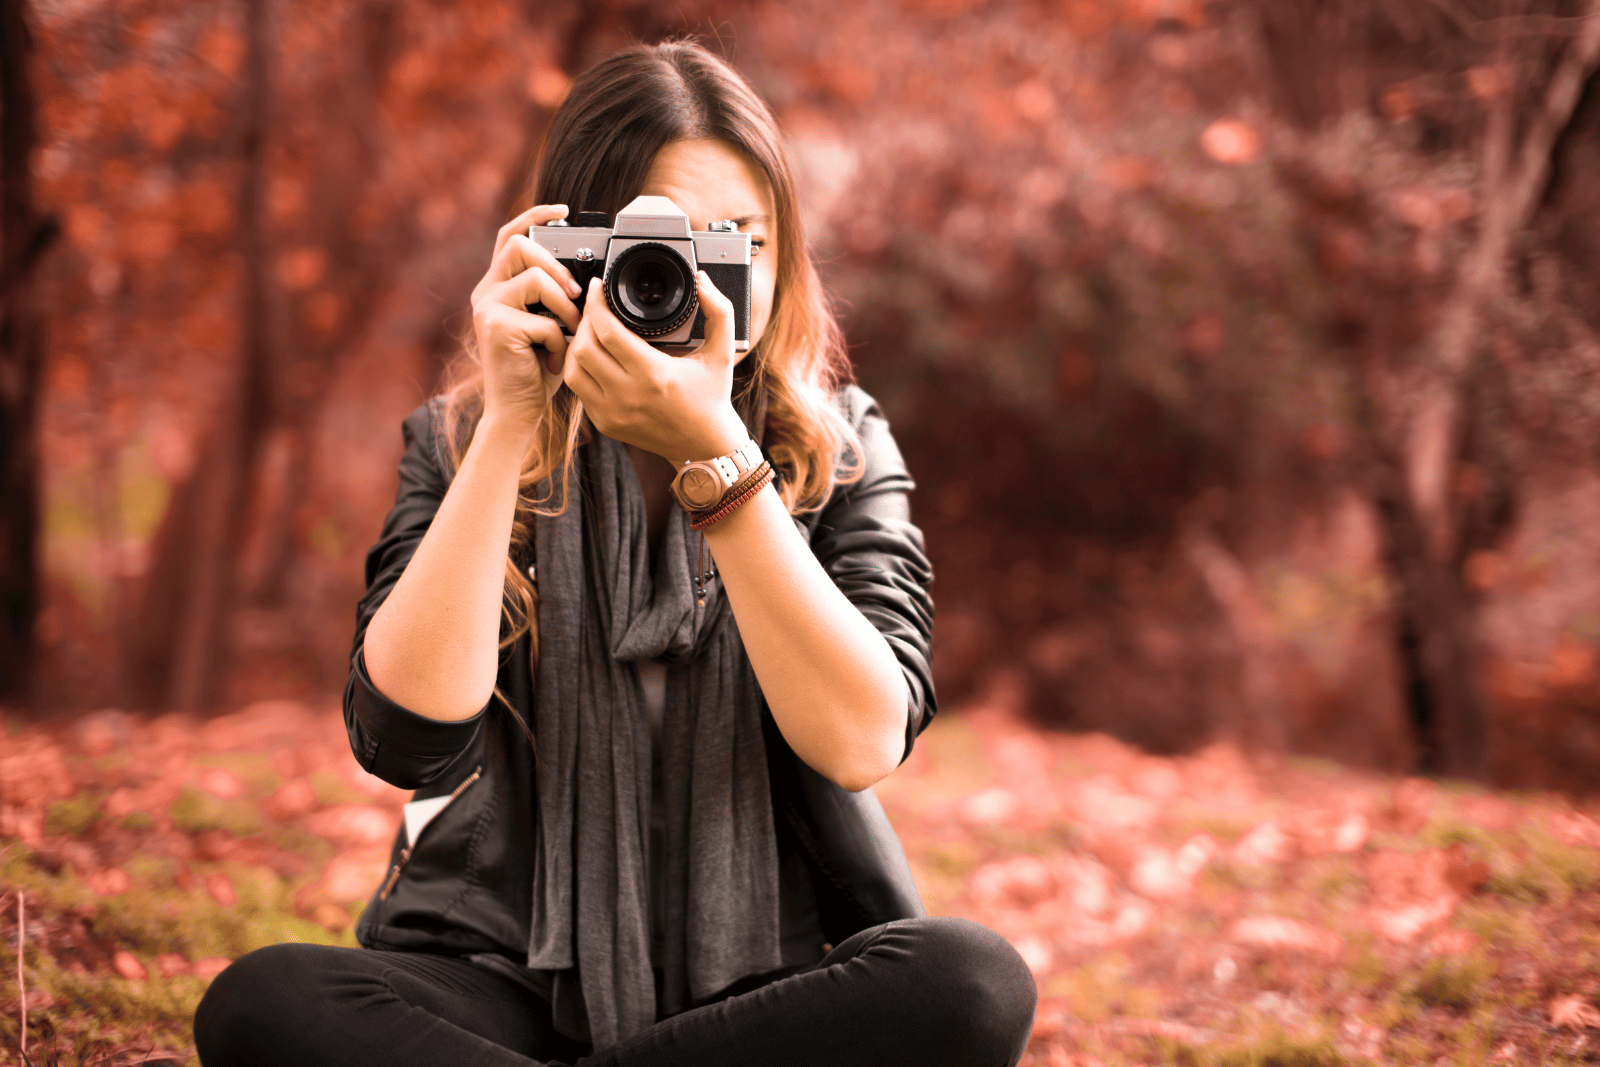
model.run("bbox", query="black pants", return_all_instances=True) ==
[193,916,1035,1067]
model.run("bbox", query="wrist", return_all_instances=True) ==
[668,406,749,469]
[473,411,538,460]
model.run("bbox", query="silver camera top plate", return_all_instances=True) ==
[613,195,693,238]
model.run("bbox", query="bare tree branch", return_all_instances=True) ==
[1383,1,1600,778]
[16,891,26,1058]
[1406,1,1600,559]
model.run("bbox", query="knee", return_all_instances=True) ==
[193,943,328,1060]
[900,917,1038,1065]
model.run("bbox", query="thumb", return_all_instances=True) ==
[695,270,737,364]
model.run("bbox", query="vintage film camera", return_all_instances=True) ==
[527,195,752,351]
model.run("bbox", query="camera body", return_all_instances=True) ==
[527,195,752,351]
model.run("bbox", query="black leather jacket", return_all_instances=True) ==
[342,386,935,973]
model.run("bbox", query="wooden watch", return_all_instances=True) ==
[671,439,764,512]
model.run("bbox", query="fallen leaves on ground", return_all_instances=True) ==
[874,701,1600,1067]
[1552,994,1600,1031]
[0,700,405,1062]
[1,696,1599,1066]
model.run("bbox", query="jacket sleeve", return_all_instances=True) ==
[807,386,937,763]
[343,400,485,789]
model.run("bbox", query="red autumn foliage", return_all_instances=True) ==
[0,0,1594,800]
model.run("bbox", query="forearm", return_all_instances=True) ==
[363,416,531,721]
[704,483,909,792]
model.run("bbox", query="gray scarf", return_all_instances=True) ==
[525,432,781,1052]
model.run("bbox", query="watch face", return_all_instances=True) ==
[677,466,721,510]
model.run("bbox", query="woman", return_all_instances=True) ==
[194,40,1035,1067]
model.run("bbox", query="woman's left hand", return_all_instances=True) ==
[565,268,910,793]
[561,271,751,466]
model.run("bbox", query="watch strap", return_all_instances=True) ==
[724,439,763,480]
[702,439,761,486]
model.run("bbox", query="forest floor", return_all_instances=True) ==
[0,695,1598,1066]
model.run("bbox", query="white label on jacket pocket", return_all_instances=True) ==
[403,795,452,848]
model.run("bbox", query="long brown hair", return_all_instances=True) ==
[437,40,858,677]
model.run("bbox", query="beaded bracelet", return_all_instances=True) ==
[689,461,774,532]
[688,461,775,605]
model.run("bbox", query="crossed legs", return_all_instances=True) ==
[193,916,1037,1067]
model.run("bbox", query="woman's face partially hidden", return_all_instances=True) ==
[639,139,778,356]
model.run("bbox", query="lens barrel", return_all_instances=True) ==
[604,242,698,337]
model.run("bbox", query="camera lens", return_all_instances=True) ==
[605,242,697,337]
[630,264,671,311]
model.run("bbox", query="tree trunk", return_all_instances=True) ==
[125,0,275,712]
[1390,2,1600,778]
[0,0,58,706]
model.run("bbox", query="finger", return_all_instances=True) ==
[494,204,567,261]
[561,303,602,391]
[490,264,580,332]
[541,356,565,388]
[562,327,607,406]
[482,303,570,361]
[695,269,736,365]
[478,233,564,301]
[487,234,584,303]
[564,360,605,409]
[585,277,660,374]
[536,328,567,377]
[570,281,633,387]
[507,234,584,299]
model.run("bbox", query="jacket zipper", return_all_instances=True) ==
[378,765,482,901]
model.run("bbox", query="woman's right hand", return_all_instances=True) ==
[367,205,583,722]
[470,204,586,438]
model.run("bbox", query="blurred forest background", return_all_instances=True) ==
[5,0,1600,792]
